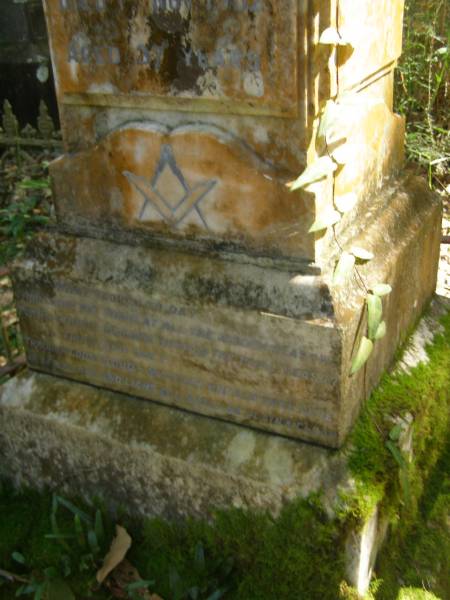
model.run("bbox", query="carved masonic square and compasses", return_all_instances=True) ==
[123,145,217,229]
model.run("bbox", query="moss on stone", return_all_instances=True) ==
[346,310,450,521]
[0,308,448,599]
[374,436,450,600]
[129,493,346,600]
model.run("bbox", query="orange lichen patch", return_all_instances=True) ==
[338,0,405,92]
[43,0,298,115]
[51,124,315,259]
[333,99,405,200]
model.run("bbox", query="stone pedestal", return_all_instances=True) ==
[13,174,441,447]
[1,297,448,596]
[10,0,442,448]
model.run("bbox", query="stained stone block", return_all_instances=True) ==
[42,0,406,262]
[1,298,448,596]
[9,0,442,448]
[12,175,441,447]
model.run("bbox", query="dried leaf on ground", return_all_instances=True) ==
[96,525,132,584]
[104,559,161,599]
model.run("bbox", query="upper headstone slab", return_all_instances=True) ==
[46,0,298,117]
[42,0,406,262]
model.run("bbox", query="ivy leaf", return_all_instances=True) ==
[350,337,373,375]
[331,144,361,165]
[287,156,337,191]
[318,100,338,140]
[335,193,357,213]
[333,252,356,285]
[374,321,387,340]
[351,246,374,261]
[319,27,353,47]
[372,284,392,297]
[367,294,383,340]
[308,209,341,233]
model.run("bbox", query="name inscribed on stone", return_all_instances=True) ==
[44,0,298,115]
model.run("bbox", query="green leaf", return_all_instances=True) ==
[333,252,356,285]
[288,156,337,191]
[55,497,92,524]
[335,192,357,213]
[169,567,183,599]
[74,514,85,548]
[386,441,408,471]
[372,283,392,297]
[351,246,374,261]
[12,552,26,565]
[350,337,373,375]
[94,509,104,543]
[206,589,226,600]
[45,579,75,600]
[318,100,338,140]
[389,424,403,442]
[126,580,154,592]
[18,179,50,190]
[87,529,99,554]
[16,584,35,596]
[367,294,383,340]
[374,321,387,340]
[399,467,411,505]
[309,209,341,233]
[194,542,205,570]
[35,585,45,600]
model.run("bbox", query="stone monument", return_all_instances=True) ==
[10,0,441,448]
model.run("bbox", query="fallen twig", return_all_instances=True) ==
[0,568,29,584]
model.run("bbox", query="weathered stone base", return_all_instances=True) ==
[10,174,441,447]
[1,296,448,596]
[0,369,363,591]
[0,370,346,519]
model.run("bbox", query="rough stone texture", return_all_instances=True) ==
[0,297,448,595]
[42,0,406,261]
[11,0,441,448]
[11,173,442,447]
[0,370,347,519]
[346,507,390,597]
[51,122,314,259]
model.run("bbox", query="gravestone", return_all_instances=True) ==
[0,0,58,129]
[11,0,441,448]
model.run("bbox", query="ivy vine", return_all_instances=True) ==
[288,25,393,375]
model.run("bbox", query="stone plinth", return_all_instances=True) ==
[12,174,441,447]
[1,297,448,596]
[9,0,442,448]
